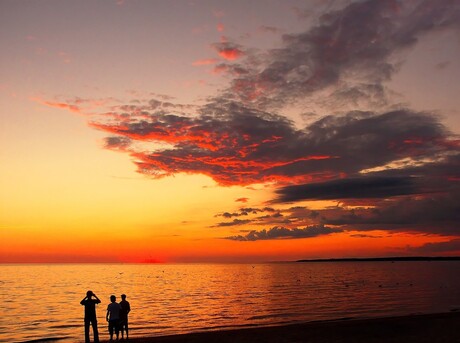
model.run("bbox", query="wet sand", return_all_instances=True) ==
[101,312,460,343]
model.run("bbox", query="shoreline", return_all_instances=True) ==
[96,312,460,343]
[297,256,460,263]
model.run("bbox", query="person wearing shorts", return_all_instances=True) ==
[106,295,121,341]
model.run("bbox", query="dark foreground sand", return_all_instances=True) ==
[100,312,460,343]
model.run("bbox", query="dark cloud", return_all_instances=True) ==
[435,61,451,70]
[212,41,244,61]
[324,190,460,235]
[217,212,243,219]
[48,0,459,188]
[215,206,323,229]
[91,104,457,187]
[350,234,384,239]
[38,1,460,240]
[104,136,131,150]
[213,219,252,227]
[225,225,340,241]
[216,207,275,219]
[259,25,283,35]
[409,238,460,253]
[274,176,421,202]
[221,0,460,109]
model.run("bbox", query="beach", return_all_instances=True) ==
[99,312,460,343]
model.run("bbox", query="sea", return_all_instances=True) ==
[1,262,459,343]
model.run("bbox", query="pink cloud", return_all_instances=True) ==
[218,48,243,61]
[31,97,82,114]
[212,65,228,74]
[212,41,244,61]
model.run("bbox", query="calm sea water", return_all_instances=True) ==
[1,262,459,343]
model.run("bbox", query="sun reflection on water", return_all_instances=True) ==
[1,262,459,342]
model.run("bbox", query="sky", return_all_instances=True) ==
[1,0,459,263]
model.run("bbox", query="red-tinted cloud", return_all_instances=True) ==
[218,48,243,61]
[36,0,460,241]
[32,96,120,115]
[212,42,244,61]
[45,94,459,190]
[226,225,340,241]
[84,100,364,185]
[32,97,82,114]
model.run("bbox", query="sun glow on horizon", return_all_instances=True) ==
[1,0,460,263]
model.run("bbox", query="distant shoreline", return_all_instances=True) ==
[2,256,460,264]
[297,256,460,262]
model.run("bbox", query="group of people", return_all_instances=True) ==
[80,290,131,342]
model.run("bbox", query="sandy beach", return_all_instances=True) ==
[98,312,460,343]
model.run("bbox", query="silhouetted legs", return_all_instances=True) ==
[84,319,99,343]
[108,320,119,341]
[120,319,129,339]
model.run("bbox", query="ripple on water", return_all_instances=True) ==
[2,262,460,342]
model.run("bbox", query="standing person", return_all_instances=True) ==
[119,294,131,340]
[80,290,101,343]
[106,295,121,341]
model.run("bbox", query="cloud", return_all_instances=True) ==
[214,206,306,229]
[259,25,283,35]
[435,61,451,70]
[274,176,421,202]
[32,97,82,114]
[216,207,275,219]
[350,234,384,239]
[214,206,324,229]
[212,42,244,60]
[225,225,340,241]
[214,219,252,227]
[323,190,460,236]
[105,136,131,151]
[37,1,460,240]
[40,1,460,188]
[32,96,121,115]
[235,197,249,203]
[409,239,460,254]
[87,104,458,187]
[219,0,460,109]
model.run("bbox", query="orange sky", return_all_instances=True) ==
[1,0,460,263]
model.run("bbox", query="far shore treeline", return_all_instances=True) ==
[297,256,460,263]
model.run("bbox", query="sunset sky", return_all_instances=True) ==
[1,0,459,263]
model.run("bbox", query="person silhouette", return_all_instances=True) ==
[119,294,131,340]
[80,290,101,343]
[106,295,121,341]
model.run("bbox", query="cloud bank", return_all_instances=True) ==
[47,0,459,188]
[38,0,460,242]
[225,225,340,241]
